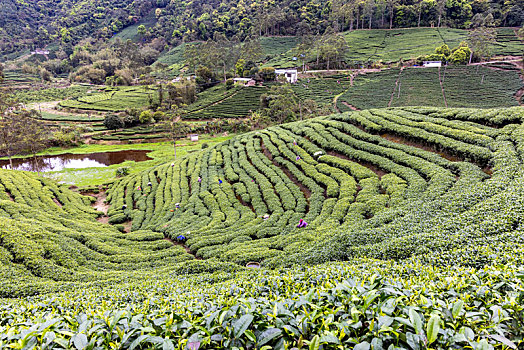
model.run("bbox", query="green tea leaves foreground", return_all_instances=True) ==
[1,263,524,348]
[1,106,524,347]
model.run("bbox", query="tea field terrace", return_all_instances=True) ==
[2,106,524,348]
[105,107,524,268]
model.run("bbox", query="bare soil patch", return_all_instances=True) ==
[52,198,63,208]
[260,140,312,200]
[164,237,201,260]
[342,101,360,111]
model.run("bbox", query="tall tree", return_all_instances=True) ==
[240,37,263,63]
[436,0,446,27]
[318,29,348,70]
[20,114,49,176]
[363,0,375,29]
[386,0,399,29]
[183,43,201,74]
[468,26,496,62]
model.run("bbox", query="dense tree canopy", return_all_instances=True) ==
[0,0,522,57]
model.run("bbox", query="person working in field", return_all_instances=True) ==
[297,219,308,228]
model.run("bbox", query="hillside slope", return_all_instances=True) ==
[2,107,523,287]
[2,106,524,347]
[105,106,524,267]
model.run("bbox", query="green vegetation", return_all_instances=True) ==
[42,136,233,187]
[260,36,301,68]
[0,70,39,86]
[493,28,524,56]
[2,0,522,59]
[60,86,158,112]
[292,74,352,106]
[344,27,522,63]
[111,11,157,42]
[338,66,523,111]
[14,86,92,103]
[183,86,269,120]
[38,111,104,123]
[154,43,188,76]
[2,107,524,347]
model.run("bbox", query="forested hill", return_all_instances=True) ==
[0,0,148,55]
[1,0,523,56]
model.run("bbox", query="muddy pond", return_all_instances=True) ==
[0,150,152,172]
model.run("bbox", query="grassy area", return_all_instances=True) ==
[492,27,523,56]
[260,36,301,68]
[344,27,523,63]
[344,28,464,63]
[111,11,157,42]
[15,85,93,103]
[39,111,105,122]
[60,85,158,112]
[154,43,188,76]
[292,74,352,106]
[183,86,268,120]
[0,70,40,87]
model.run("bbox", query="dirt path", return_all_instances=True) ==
[333,81,353,112]
[388,67,404,107]
[27,101,105,119]
[86,190,110,224]
[470,58,523,66]
[164,237,201,259]
[5,190,14,202]
[52,198,63,208]
[438,67,448,108]
[342,102,360,111]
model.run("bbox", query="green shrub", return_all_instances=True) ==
[115,167,130,178]
[226,78,234,89]
[103,114,124,130]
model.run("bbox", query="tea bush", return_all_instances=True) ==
[2,106,524,348]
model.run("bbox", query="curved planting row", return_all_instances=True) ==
[3,106,524,348]
[105,106,524,267]
[0,169,231,297]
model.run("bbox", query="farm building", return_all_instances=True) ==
[423,61,442,68]
[31,49,49,55]
[275,69,298,83]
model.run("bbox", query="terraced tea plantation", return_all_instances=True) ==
[183,86,268,120]
[344,27,522,63]
[292,74,352,106]
[338,65,523,111]
[2,106,524,348]
[60,86,158,112]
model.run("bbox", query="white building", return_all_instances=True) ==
[275,69,298,84]
[423,61,442,68]
[31,49,50,55]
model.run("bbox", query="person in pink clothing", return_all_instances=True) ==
[297,219,308,228]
